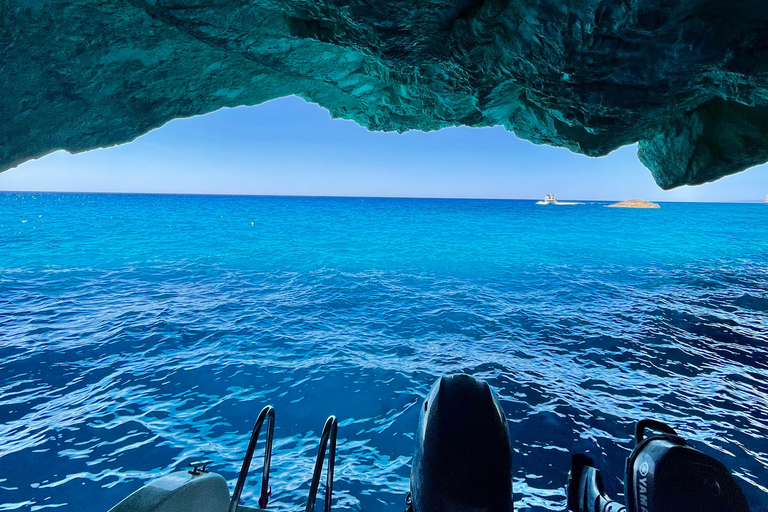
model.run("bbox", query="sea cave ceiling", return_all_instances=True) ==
[2,0,768,189]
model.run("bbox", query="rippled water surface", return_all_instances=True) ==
[1,193,767,511]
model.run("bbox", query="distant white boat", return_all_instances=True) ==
[536,193,558,205]
[536,193,580,205]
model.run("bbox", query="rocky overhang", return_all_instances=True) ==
[2,0,768,189]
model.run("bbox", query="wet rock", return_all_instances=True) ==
[2,0,768,188]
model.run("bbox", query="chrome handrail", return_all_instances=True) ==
[304,415,338,512]
[229,405,276,512]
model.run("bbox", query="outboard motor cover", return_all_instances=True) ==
[625,420,749,512]
[410,374,513,512]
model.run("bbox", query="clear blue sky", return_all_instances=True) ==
[1,96,765,201]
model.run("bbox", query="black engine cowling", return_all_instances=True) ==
[410,374,513,512]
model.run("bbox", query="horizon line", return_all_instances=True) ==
[0,189,765,204]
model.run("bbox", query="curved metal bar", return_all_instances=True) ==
[229,405,276,512]
[305,415,338,512]
[635,419,676,444]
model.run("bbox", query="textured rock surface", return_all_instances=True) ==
[2,0,768,188]
[607,199,660,208]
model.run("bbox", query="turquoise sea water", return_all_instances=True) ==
[0,192,767,511]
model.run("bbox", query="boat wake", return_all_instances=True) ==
[535,193,581,205]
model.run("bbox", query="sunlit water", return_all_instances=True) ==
[1,193,767,512]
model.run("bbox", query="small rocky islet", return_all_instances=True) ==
[607,199,660,208]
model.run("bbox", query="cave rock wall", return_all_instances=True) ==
[3,0,768,188]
